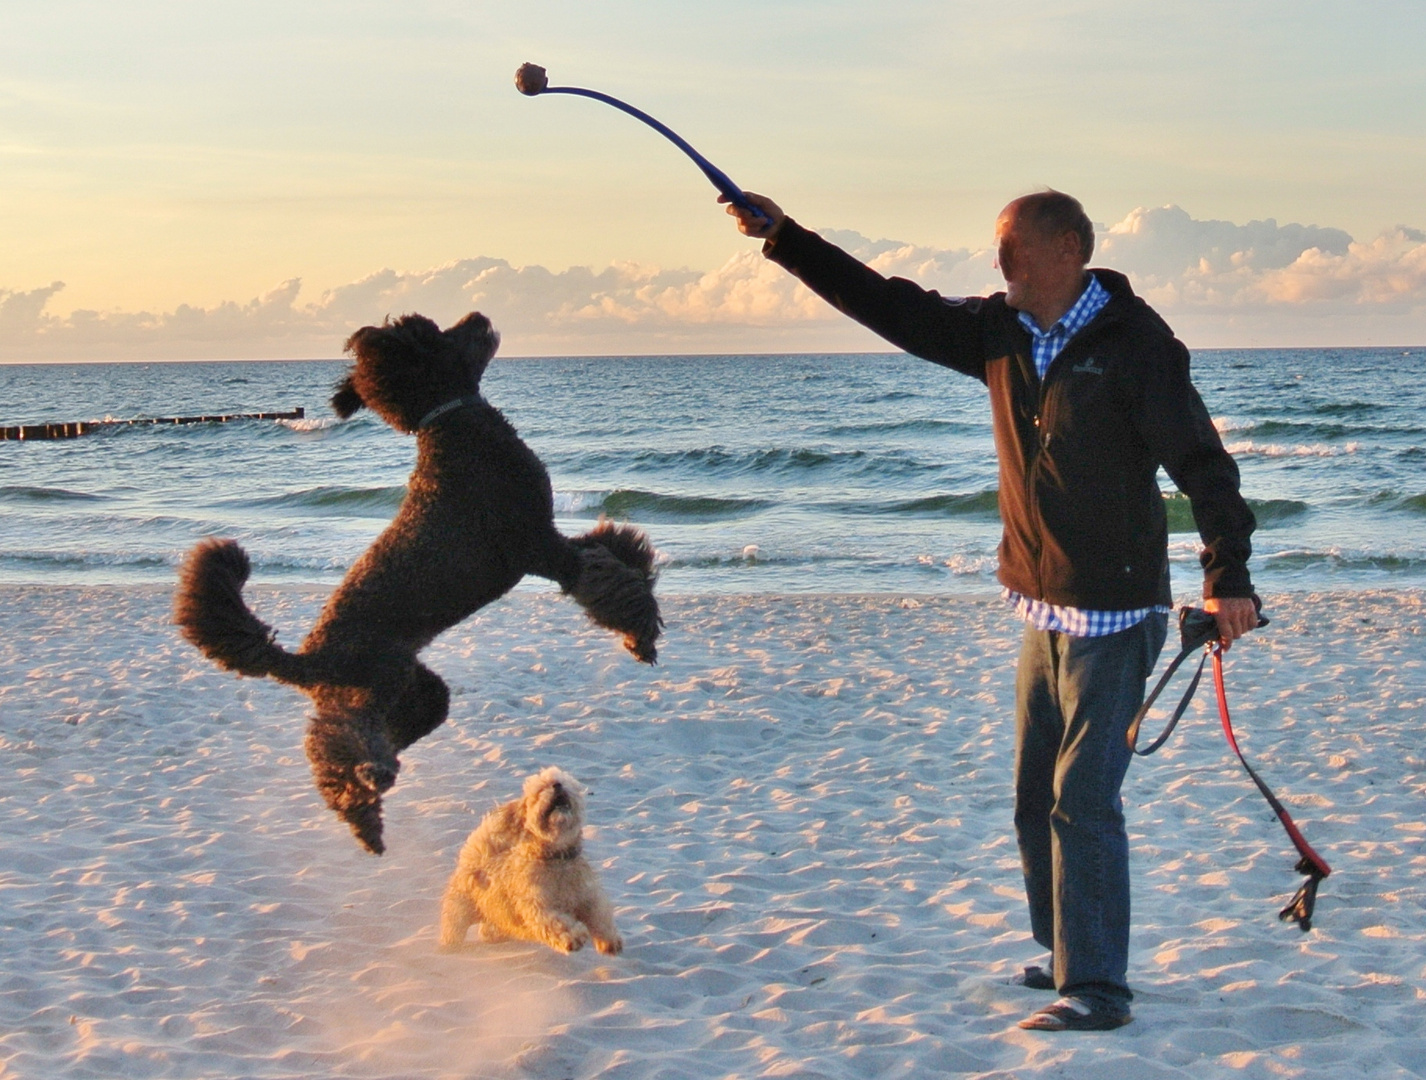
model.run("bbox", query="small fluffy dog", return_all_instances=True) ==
[174,312,661,855]
[439,767,621,955]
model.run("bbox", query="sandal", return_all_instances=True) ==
[1017,997,1132,1031]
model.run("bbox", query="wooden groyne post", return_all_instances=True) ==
[1,408,305,441]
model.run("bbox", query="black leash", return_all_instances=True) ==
[1128,606,1332,931]
[1126,608,1219,757]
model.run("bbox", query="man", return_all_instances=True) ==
[725,189,1259,1031]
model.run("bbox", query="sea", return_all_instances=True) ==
[2,348,1423,599]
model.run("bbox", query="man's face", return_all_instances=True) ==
[994,204,1079,316]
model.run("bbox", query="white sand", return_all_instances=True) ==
[1,586,1423,1079]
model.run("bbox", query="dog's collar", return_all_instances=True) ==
[416,393,486,430]
[545,842,583,861]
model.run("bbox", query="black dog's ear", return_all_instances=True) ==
[445,311,500,383]
[446,311,499,355]
[331,375,364,418]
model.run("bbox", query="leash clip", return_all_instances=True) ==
[1279,859,1327,932]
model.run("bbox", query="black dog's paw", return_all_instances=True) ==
[342,801,387,856]
[355,761,398,793]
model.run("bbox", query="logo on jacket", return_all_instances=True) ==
[1072,357,1105,375]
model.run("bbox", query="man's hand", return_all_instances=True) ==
[1204,596,1259,651]
[720,191,786,241]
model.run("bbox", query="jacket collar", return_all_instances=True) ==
[1086,268,1179,339]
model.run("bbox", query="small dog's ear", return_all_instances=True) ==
[447,311,500,382]
[331,375,364,418]
[446,311,499,353]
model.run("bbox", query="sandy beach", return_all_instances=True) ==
[1,585,1423,1079]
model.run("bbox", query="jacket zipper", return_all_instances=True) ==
[1023,357,1047,600]
[1020,313,1113,601]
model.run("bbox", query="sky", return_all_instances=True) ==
[2,0,1424,361]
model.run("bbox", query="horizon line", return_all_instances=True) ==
[4,344,1425,366]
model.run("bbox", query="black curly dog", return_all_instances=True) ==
[174,312,661,854]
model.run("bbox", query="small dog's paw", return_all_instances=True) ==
[594,933,623,956]
[550,918,590,953]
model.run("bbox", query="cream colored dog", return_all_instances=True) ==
[438,767,622,955]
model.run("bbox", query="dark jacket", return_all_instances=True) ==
[765,219,1256,608]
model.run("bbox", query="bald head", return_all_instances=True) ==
[994,191,1096,330]
[1003,190,1095,265]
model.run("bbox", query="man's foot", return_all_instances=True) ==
[1011,964,1056,990]
[1017,997,1131,1031]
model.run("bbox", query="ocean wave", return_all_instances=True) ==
[659,552,800,570]
[1163,493,1309,532]
[1221,440,1360,458]
[1254,547,1426,573]
[827,490,1001,519]
[0,485,108,504]
[1365,491,1426,515]
[1244,421,1349,440]
[707,447,850,473]
[1213,415,1255,434]
[937,554,998,576]
[817,490,1304,528]
[822,418,975,437]
[1230,419,1417,440]
[657,550,891,572]
[236,485,407,514]
[552,491,607,515]
[1301,400,1384,419]
[1258,548,1426,573]
[70,413,321,442]
[556,489,772,523]
[242,551,352,573]
[0,548,174,569]
[548,445,943,478]
[281,416,344,433]
[657,549,1001,579]
[1248,497,1312,522]
[0,542,399,580]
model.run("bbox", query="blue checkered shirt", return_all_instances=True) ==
[1003,273,1171,637]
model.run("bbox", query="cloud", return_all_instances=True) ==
[1096,205,1354,282]
[1095,206,1426,344]
[4,208,1425,361]
[1,281,67,335]
[1098,206,1426,311]
[2,277,324,358]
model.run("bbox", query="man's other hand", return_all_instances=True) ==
[1204,596,1259,651]
[721,191,785,241]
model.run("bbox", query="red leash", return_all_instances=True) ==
[1209,643,1332,931]
[1130,607,1331,931]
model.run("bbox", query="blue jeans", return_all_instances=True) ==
[1012,613,1167,1012]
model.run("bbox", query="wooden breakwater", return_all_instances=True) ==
[1,408,305,442]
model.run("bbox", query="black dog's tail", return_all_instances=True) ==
[174,539,315,686]
[568,520,663,663]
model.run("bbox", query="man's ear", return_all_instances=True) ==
[331,375,364,418]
